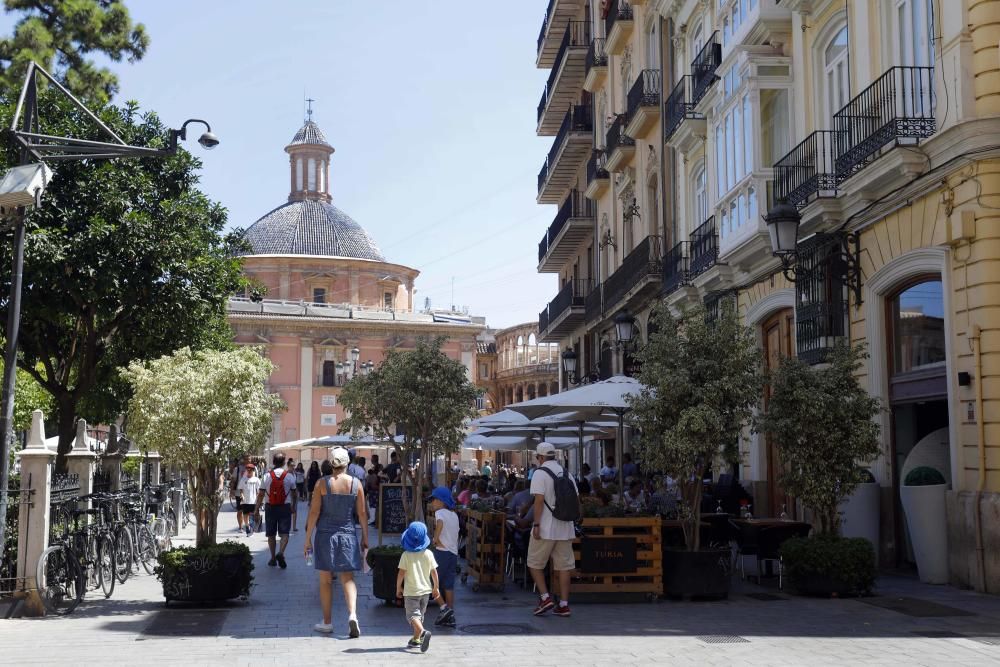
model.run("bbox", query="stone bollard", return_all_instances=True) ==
[65,419,96,513]
[15,410,55,617]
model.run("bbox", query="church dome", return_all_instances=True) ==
[243,199,385,261]
[289,120,331,148]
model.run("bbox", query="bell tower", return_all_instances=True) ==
[286,100,334,203]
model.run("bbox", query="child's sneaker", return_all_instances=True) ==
[420,630,432,653]
[553,603,571,617]
[407,637,421,649]
[533,595,555,615]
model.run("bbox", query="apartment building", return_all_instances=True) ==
[534,0,1000,592]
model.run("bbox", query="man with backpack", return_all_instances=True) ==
[254,453,299,568]
[527,442,580,617]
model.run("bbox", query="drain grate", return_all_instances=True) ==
[141,609,228,638]
[859,596,976,617]
[745,593,787,601]
[460,623,536,635]
[911,630,965,639]
[697,634,750,644]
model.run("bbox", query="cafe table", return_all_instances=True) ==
[730,517,811,578]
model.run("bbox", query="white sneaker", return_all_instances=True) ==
[313,623,334,634]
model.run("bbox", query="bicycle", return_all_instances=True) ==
[37,500,116,615]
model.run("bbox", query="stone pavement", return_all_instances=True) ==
[3,502,1000,666]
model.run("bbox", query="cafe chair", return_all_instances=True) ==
[730,520,759,580]
[756,523,812,589]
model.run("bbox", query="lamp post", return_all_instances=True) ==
[561,348,599,386]
[0,61,220,568]
[613,309,637,376]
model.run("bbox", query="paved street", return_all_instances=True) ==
[3,504,1000,666]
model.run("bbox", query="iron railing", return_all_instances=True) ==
[549,22,589,92]
[538,306,550,336]
[794,233,849,365]
[773,130,840,207]
[538,104,593,195]
[537,161,549,194]
[604,235,662,309]
[665,75,697,140]
[587,150,609,185]
[833,66,935,179]
[586,38,607,75]
[539,190,595,262]
[796,301,849,365]
[538,235,549,264]
[705,289,737,323]
[626,69,661,121]
[688,216,718,277]
[691,31,722,105]
[536,87,548,125]
[605,113,634,163]
[605,1,633,41]
[662,241,689,296]
[537,0,556,56]
[548,279,592,324]
[585,284,603,322]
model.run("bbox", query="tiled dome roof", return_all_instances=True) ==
[243,199,385,261]
[289,120,331,148]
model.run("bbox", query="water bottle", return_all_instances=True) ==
[305,547,314,567]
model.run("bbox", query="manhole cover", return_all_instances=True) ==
[141,610,228,638]
[697,635,750,644]
[745,593,787,601]
[460,623,536,635]
[911,630,965,639]
[859,597,976,618]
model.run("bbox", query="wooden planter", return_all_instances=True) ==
[571,517,662,598]
[462,509,506,592]
[160,554,250,604]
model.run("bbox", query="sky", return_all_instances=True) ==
[90,1,556,329]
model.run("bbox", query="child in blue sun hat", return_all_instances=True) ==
[426,486,459,628]
[397,521,440,652]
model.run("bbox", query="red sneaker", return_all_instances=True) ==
[533,596,555,616]
[553,603,571,617]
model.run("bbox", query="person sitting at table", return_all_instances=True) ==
[513,498,535,530]
[650,476,678,517]
[623,479,647,512]
[470,479,489,502]
[600,456,617,482]
[507,480,531,515]
[621,453,639,479]
[456,478,472,506]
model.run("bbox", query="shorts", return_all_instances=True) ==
[239,503,255,514]
[527,536,576,571]
[433,548,458,591]
[265,504,292,537]
[404,594,429,623]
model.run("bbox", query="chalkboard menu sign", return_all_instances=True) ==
[378,483,414,541]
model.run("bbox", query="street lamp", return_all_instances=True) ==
[562,349,599,386]
[613,309,636,349]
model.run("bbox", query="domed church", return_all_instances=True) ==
[228,114,485,454]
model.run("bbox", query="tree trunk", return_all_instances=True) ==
[53,397,77,473]
[194,465,220,547]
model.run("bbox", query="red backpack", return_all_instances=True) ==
[268,470,288,505]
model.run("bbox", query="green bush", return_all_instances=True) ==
[780,534,876,596]
[904,466,945,486]
[154,540,253,597]
[366,544,404,569]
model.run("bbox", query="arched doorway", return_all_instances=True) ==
[762,307,795,517]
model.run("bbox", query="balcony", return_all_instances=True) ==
[795,233,849,365]
[603,235,662,312]
[538,190,596,272]
[537,21,590,135]
[773,130,839,208]
[690,31,721,106]
[662,241,689,296]
[625,69,661,139]
[604,1,634,56]
[688,216,718,278]
[537,0,584,69]
[664,76,706,152]
[538,306,549,338]
[585,283,603,324]
[537,104,594,204]
[583,38,608,93]
[539,278,592,341]
[584,150,610,199]
[833,66,935,181]
[605,114,635,172]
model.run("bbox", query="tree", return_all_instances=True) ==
[340,337,480,522]
[0,0,149,105]
[628,302,763,551]
[756,342,882,535]
[0,93,248,471]
[123,346,284,548]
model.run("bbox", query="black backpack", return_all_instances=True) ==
[539,465,581,522]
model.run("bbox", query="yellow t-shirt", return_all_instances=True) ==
[398,549,438,597]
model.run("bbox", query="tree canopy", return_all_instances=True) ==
[124,346,284,547]
[0,92,248,470]
[339,337,480,521]
[756,342,882,535]
[0,0,148,105]
[628,301,763,550]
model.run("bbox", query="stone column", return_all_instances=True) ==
[16,410,55,616]
[104,424,123,492]
[65,419,96,512]
[145,451,162,487]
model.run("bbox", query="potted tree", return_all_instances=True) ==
[757,342,881,596]
[839,468,879,549]
[629,302,763,599]
[900,466,948,584]
[124,346,285,603]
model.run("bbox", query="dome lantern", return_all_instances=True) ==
[286,104,334,204]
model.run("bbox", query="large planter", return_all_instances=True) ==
[899,483,948,584]
[156,542,253,604]
[662,547,731,599]
[839,482,879,548]
[368,548,403,603]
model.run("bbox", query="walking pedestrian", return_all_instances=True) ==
[295,462,306,500]
[306,461,321,501]
[427,486,459,628]
[304,447,368,637]
[254,453,298,568]
[396,522,439,652]
[287,458,300,532]
[527,442,580,617]
[237,463,261,536]
[347,450,367,483]
[233,460,247,533]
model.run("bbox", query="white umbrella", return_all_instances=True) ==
[471,409,530,428]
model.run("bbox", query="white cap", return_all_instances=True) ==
[331,447,350,467]
[536,442,556,457]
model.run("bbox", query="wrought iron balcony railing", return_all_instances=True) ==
[605,1,633,41]
[586,38,607,75]
[773,130,840,208]
[690,31,722,105]
[833,66,935,179]
[662,240,689,296]
[794,233,850,365]
[537,0,556,56]
[537,160,549,195]
[587,150,609,185]
[604,235,662,309]
[605,113,634,160]
[664,75,697,140]
[538,235,549,264]
[548,278,592,324]
[688,216,718,278]
[538,305,550,336]
[539,190,595,262]
[536,87,548,125]
[585,283,603,322]
[539,104,593,194]
[626,69,661,120]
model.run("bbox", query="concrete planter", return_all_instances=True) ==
[839,482,879,549]
[900,483,948,584]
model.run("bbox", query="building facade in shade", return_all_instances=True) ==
[228,116,484,451]
[535,0,1000,591]
[476,323,560,413]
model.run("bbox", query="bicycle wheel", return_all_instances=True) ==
[136,526,158,574]
[183,498,194,529]
[36,545,84,616]
[97,534,116,598]
[114,526,132,584]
